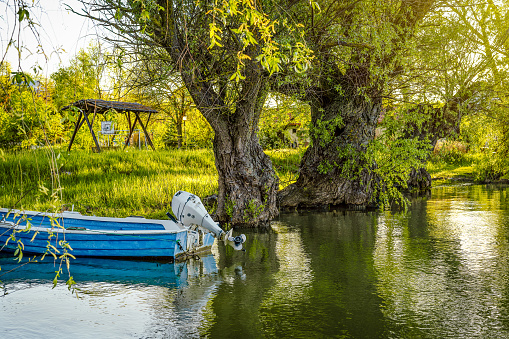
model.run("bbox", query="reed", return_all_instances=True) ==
[0,147,302,219]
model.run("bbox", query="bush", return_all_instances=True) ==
[430,140,470,165]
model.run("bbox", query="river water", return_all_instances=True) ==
[2,184,509,338]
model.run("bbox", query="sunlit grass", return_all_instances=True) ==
[0,148,218,219]
[427,162,475,178]
[265,148,303,190]
[427,150,476,185]
[0,147,303,219]
[4,145,499,219]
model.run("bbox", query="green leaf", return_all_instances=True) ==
[115,8,123,20]
[140,10,150,22]
[17,8,29,22]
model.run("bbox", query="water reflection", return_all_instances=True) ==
[0,255,221,338]
[3,185,509,338]
[374,186,509,338]
[258,222,313,335]
[427,188,503,273]
[202,211,385,338]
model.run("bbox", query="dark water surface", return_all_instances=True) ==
[2,184,509,338]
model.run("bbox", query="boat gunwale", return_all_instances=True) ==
[0,208,185,231]
[0,221,190,236]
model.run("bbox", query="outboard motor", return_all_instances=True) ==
[171,191,246,250]
[227,234,247,251]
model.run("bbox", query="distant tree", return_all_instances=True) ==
[51,44,107,110]
[120,57,194,149]
[390,0,509,184]
[0,62,63,148]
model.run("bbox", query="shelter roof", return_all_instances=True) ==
[62,99,157,114]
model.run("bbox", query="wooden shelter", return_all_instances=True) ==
[62,99,158,152]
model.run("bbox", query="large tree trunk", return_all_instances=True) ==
[279,94,381,209]
[210,87,279,226]
[213,121,279,226]
[406,167,432,192]
[182,66,279,226]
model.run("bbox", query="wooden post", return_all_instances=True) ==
[127,112,132,132]
[82,111,101,152]
[124,112,132,146]
[135,111,155,151]
[67,111,84,151]
[124,113,140,148]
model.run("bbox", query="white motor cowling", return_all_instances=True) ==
[171,191,224,238]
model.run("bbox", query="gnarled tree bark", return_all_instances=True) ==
[203,83,279,225]
[279,87,381,209]
[79,0,282,226]
[176,63,279,225]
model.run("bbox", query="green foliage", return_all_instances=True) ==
[11,71,34,86]
[205,0,313,80]
[225,196,236,219]
[472,155,503,181]
[458,98,509,181]
[310,115,344,148]
[265,148,302,189]
[0,66,63,149]
[259,94,310,150]
[2,207,78,295]
[243,199,265,223]
[430,140,470,165]
[51,45,106,110]
[258,116,291,149]
[317,159,334,175]
[320,119,430,209]
[368,137,431,209]
[393,0,509,185]
[162,113,214,149]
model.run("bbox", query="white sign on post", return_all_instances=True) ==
[101,121,114,135]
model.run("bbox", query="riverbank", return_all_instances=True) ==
[428,161,476,185]
[3,147,502,219]
[0,148,302,219]
[427,159,509,185]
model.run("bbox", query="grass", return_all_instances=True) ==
[265,148,303,189]
[427,161,475,181]
[1,148,218,219]
[426,151,476,185]
[0,147,303,219]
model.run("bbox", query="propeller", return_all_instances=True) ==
[224,229,247,251]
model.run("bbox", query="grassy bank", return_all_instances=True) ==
[427,159,475,184]
[426,148,477,185]
[0,148,302,219]
[2,145,499,219]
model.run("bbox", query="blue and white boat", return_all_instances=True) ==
[0,191,243,260]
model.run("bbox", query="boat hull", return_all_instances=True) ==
[0,210,216,259]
